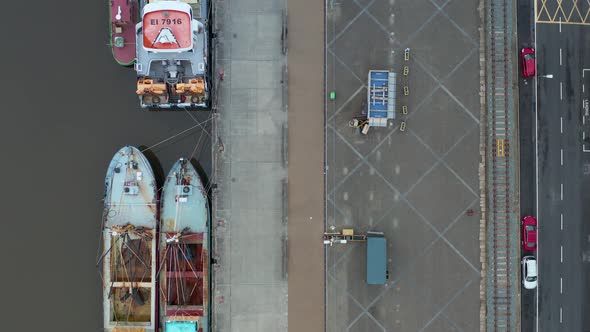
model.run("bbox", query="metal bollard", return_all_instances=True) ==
[402,105,408,115]
[403,86,409,96]
[403,66,409,76]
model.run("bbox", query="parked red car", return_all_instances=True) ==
[521,47,536,78]
[522,216,537,251]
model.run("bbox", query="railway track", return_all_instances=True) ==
[487,0,516,330]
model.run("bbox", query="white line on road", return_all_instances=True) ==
[560,82,563,100]
[561,117,563,133]
[561,277,563,294]
[561,245,563,262]
[560,48,562,66]
[561,148,563,165]
[561,183,563,200]
[560,307,563,323]
[561,213,563,230]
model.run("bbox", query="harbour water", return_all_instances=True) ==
[0,1,211,330]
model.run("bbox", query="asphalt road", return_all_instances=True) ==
[535,14,590,332]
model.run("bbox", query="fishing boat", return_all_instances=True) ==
[158,158,210,332]
[99,146,158,332]
[110,0,139,66]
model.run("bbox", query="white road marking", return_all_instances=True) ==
[560,48,562,66]
[561,117,563,133]
[560,82,563,100]
[561,183,563,200]
[559,16,562,33]
[560,307,563,323]
[561,213,563,230]
[560,277,563,294]
[561,245,563,263]
[561,148,563,165]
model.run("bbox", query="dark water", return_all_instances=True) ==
[0,1,211,330]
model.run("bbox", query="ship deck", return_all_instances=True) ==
[104,147,157,229]
[102,226,156,330]
[110,0,138,65]
[159,159,209,331]
[160,159,208,233]
[161,232,209,331]
[102,147,158,332]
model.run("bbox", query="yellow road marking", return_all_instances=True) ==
[537,0,590,25]
[537,20,590,25]
[497,139,505,157]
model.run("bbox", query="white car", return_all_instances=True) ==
[522,256,538,289]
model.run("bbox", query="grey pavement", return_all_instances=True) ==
[211,0,288,331]
[326,0,482,331]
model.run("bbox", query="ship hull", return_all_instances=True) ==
[159,158,210,332]
[101,146,158,332]
[110,0,139,66]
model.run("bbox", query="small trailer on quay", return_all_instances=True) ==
[323,229,389,285]
[366,231,388,285]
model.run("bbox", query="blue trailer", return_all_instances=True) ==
[367,70,396,128]
[366,232,387,285]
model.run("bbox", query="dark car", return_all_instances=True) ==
[521,47,536,78]
[522,216,537,251]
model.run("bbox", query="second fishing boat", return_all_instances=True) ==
[158,158,210,332]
